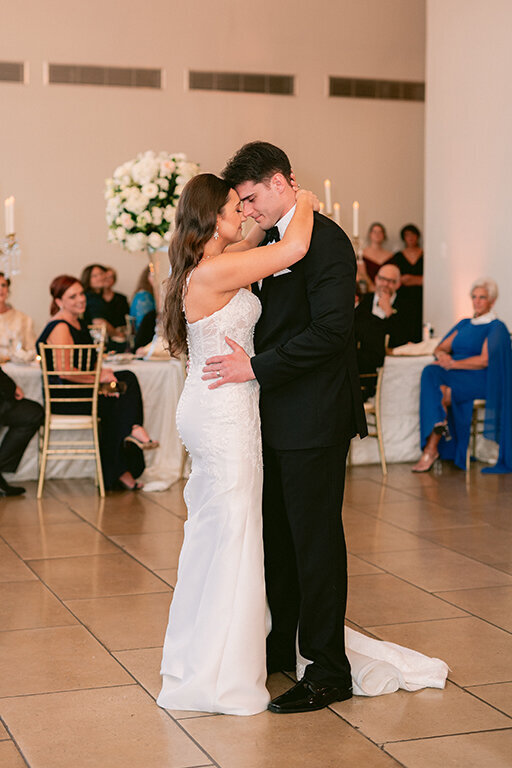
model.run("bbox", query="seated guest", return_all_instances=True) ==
[134,309,157,352]
[0,366,44,495]
[130,267,156,331]
[356,263,416,351]
[103,267,130,329]
[37,275,159,491]
[413,278,512,473]
[393,224,424,343]
[356,222,394,292]
[0,272,36,359]
[81,263,108,328]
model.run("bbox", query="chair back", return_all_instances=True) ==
[39,339,104,419]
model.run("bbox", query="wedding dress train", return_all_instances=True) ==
[157,288,447,716]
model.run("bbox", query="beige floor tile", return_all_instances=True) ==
[67,493,185,535]
[28,553,171,599]
[1,521,118,560]
[155,567,178,586]
[332,681,509,743]
[147,481,188,519]
[65,591,171,650]
[424,525,512,565]
[435,585,512,632]
[0,496,78,528]
[0,625,131,697]
[347,554,383,575]
[0,540,36,583]
[111,530,184,570]
[182,707,401,768]
[494,561,512,575]
[345,518,434,554]
[360,498,491,532]
[0,722,9,739]
[384,729,512,768]
[0,581,76,631]
[346,574,466,627]
[344,479,416,506]
[361,546,512,591]
[371,616,512,687]
[0,742,26,768]
[466,682,512,717]
[114,647,163,697]
[0,686,208,768]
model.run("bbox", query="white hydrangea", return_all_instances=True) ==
[125,232,147,252]
[142,182,159,199]
[151,207,164,226]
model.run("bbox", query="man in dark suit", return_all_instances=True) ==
[0,367,44,496]
[202,142,367,713]
[355,263,414,400]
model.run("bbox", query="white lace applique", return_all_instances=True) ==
[176,289,263,482]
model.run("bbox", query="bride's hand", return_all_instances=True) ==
[290,170,300,192]
[296,188,320,212]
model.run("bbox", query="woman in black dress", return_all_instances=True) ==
[37,275,158,490]
[393,223,424,343]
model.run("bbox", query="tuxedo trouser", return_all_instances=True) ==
[262,438,351,688]
[0,398,44,473]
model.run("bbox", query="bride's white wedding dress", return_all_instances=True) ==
[157,288,448,717]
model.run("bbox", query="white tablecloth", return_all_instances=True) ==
[350,355,431,465]
[2,358,186,490]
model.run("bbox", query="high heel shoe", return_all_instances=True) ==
[124,435,160,450]
[113,477,143,491]
[412,451,440,473]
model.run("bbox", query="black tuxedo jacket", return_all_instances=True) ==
[251,212,367,450]
[0,367,16,402]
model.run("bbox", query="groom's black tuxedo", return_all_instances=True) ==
[252,212,366,448]
[251,212,366,688]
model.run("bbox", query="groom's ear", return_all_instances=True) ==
[270,173,288,194]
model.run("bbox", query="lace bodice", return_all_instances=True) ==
[185,288,261,371]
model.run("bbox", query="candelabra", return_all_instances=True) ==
[0,233,21,277]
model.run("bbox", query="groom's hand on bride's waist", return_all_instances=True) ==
[202,337,255,389]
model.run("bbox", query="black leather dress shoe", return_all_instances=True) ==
[0,474,25,496]
[268,679,352,714]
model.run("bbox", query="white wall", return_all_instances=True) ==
[1,0,425,331]
[425,0,512,333]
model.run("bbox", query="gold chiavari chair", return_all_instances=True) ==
[37,334,105,498]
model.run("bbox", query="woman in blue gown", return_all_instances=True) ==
[413,278,512,473]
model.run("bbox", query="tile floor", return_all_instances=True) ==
[1,462,511,767]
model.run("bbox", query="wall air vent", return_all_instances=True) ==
[329,76,424,102]
[47,63,162,89]
[189,70,294,95]
[0,61,26,83]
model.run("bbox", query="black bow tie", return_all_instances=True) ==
[263,226,280,244]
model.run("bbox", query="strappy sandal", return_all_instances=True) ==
[412,451,440,473]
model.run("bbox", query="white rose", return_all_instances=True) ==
[125,232,147,252]
[136,211,152,227]
[174,185,184,198]
[131,157,159,186]
[158,191,166,199]
[115,227,125,241]
[151,207,163,225]
[163,205,176,223]
[160,160,176,176]
[142,182,159,199]
[157,177,170,190]
[125,190,149,215]
[148,232,163,249]
[119,212,135,229]
[164,228,173,243]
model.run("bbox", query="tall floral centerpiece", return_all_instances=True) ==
[105,150,199,310]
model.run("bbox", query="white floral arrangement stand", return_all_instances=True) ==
[105,150,199,311]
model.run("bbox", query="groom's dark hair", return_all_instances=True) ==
[222,141,292,188]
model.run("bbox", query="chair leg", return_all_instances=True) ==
[92,419,105,497]
[37,421,51,498]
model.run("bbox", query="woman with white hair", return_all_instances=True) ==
[413,277,512,473]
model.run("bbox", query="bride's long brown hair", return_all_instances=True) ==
[163,173,231,356]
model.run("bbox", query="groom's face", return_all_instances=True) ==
[235,178,284,230]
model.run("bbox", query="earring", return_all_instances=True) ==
[213,227,219,240]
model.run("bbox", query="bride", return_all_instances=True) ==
[157,173,447,716]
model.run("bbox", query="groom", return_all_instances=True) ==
[203,141,366,713]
